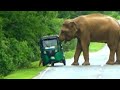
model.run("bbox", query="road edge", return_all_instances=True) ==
[32,67,50,79]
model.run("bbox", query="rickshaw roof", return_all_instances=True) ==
[40,35,59,41]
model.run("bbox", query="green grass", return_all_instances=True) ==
[89,42,105,52]
[65,50,75,59]
[4,61,46,79]
[65,42,105,59]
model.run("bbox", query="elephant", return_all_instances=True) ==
[59,13,120,65]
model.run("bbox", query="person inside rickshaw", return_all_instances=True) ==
[43,39,58,49]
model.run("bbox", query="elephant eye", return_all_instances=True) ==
[61,30,65,34]
[63,24,66,26]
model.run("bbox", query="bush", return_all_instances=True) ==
[0,39,15,76]
[8,38,35,68]
[0,38,35,76]
[62,39,77,52]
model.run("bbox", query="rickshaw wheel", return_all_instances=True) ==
[62,60,66,65]
[51,61,54,66]
[42,62,46,66]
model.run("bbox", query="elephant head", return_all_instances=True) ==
[59,19,78,43]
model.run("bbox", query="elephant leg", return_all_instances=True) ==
[106,44,116,65]
[115,42,120,64]
[72,39,82,66]
[81,40,90,65]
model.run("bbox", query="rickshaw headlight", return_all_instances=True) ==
[44,51,46,54]
[55,49,57,52]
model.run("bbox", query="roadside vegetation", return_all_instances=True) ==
[4,61,46,79]
[65,42,105,59]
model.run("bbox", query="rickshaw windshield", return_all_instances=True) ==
[43,39,58,49]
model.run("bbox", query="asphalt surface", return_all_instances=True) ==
[33,44,120,79]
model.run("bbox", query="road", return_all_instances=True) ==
[33,44,120,79]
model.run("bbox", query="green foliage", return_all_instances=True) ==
[65,43,105,59]
[58,11,105,19]
[64,50,75,59]
[89,42,105,52]
[0,11,63,76]
[0,16,4,39]
[98,11,120,19]
[0,38,15,76]
[62,39,77,52]
[9,39,33,68]
[4,61,46,79]
[0,38,35,76]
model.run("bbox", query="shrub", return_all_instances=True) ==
[0,38,35,76]
[0,39,15,76]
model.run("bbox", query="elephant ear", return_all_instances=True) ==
[64,19,80,32]
[68,21,83,37]
[68,21,79,32]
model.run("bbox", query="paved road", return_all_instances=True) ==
[33,44,120,79]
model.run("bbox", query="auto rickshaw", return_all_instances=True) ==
[39,35,66,66]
